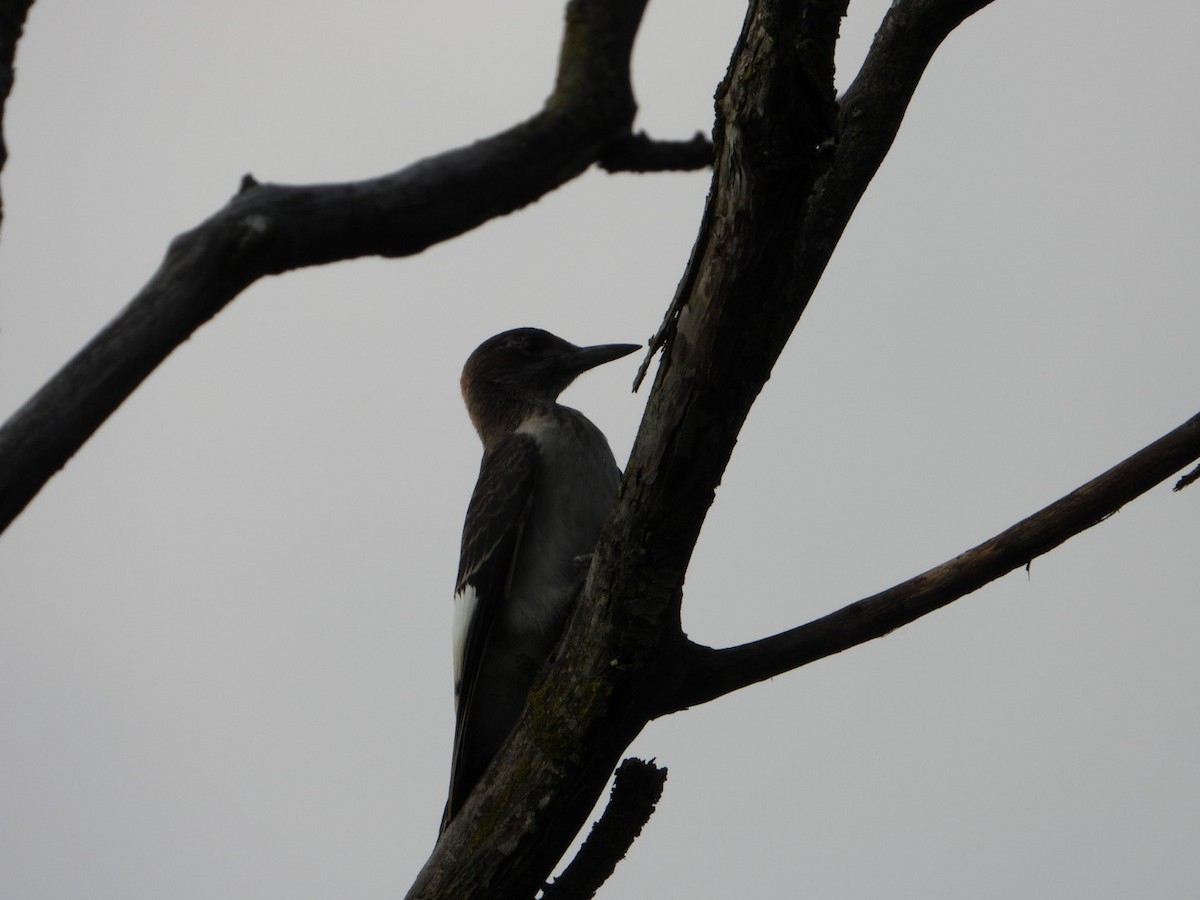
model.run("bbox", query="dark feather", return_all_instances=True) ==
[455,432,539,597]
[443,432,539,828]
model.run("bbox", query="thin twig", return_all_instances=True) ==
[599,131,713,173]
[1174,461,1199,492]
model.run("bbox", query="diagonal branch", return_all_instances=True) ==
[0,0,649,536]
[637,0,999,386]
[541,758,667,900]
[660,409,1200,713]
[824,0,999,222]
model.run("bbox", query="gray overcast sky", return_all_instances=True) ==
[2,1,1198,897]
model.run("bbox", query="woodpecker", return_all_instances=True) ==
[442,327,639,831]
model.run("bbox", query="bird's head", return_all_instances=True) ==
[460,328,639,445]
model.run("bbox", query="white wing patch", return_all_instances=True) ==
[451,584,478,702]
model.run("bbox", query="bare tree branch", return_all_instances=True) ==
[0,0,649,535]
[657,409,1200,713]
[0,0,35,233]
[1175,461,1200,492]
[598,131,714,173]
[541,758,667,900]
[825,0,998,220]
[635,0,998,388]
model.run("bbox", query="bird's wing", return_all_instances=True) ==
[444,431,539,828]
[452,431,539,700]
[455,431,540,602]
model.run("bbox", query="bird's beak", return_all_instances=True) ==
[566,342,641,375]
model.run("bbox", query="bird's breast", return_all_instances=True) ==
[507,410,621,635]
